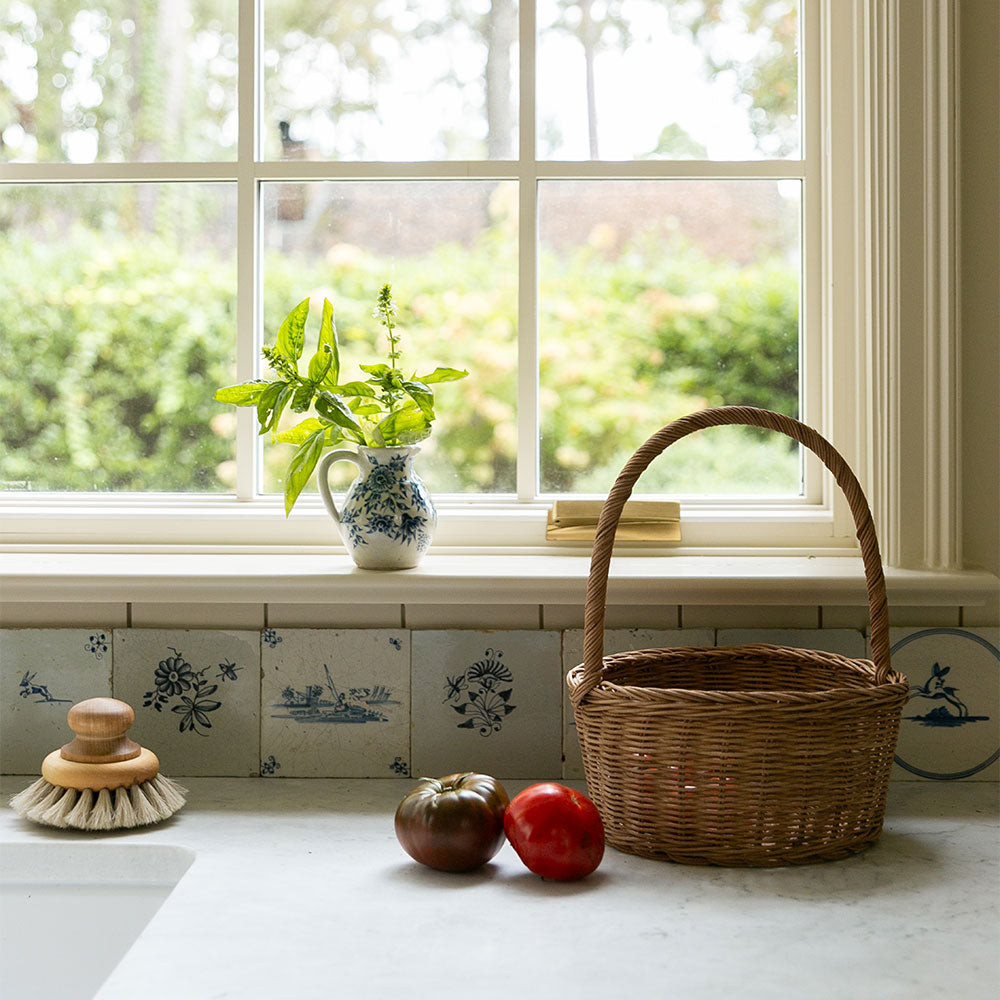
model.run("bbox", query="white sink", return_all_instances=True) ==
[0,842,195,1000]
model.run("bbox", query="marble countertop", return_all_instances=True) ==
[2,777,998,1000]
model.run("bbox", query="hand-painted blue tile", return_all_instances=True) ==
[561,628,714,779]
[411,630,562,780]
[113,629,260,777]
[1,628,113,774]
[888,627,999,781]
[261,629,410,777]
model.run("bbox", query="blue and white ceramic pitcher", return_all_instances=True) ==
[317,445,436,569]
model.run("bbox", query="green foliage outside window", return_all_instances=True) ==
[0,221,798,496]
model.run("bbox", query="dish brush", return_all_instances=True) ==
[9,696,187,831]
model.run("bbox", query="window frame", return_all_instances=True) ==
[0,0,965,573]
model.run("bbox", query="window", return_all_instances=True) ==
[0,2,956,564]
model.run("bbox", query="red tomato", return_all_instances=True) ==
[394,773,509,872]
[504,783,605,880]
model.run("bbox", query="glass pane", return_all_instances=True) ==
[0,183,237,491]
[537,0,799,160]
[538,179,801,495]
[0,2,238,163]
[262,0,518,160]
[260,180,518,495]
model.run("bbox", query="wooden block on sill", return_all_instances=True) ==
[546,499,680,542]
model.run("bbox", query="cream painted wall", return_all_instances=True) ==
[960,0,999,618]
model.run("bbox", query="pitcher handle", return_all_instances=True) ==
[316,450,362,525]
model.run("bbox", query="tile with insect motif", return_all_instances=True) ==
[561,629,714,779]
[411,630,562,780]
[113,629,260,777]
[261,629,410,778]
[1,628,113,774]
[888,627,999,780]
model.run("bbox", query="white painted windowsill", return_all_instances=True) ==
[1,549,995,610]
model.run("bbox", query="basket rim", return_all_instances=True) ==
[565,642,909,706]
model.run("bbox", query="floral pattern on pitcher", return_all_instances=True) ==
[349,452,432,549]
[320,445,436,569]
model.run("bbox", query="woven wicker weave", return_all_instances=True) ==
[567,406,909,867]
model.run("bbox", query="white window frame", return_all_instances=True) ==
[0,0,965,575]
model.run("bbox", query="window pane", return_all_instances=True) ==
[1,2,238,163]
[0,183,237,491]
[260,180,518,495]
[538,179,801,495]
[537,0,799,160]
[262,0,518,160]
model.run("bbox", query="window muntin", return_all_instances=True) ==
[1,0,811,528]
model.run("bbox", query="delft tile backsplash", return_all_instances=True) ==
[888,627,999,780]
[0,628,113,774]
[410,630,563,779]
[113,629,261,777]
[1,625,996,781]
[261,628,410,778]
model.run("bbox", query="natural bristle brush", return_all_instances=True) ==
[9,697,186,831]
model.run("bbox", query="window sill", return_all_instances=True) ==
[1,549,995,610]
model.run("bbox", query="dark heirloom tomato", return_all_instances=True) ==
[394,773,510,872]
[504,782,604,880]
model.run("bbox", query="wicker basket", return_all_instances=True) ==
[567,406,909,867]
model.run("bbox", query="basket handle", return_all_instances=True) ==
[579,406,891,700]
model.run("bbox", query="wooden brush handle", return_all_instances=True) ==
[60,697,142,764]
[42,747,160,791]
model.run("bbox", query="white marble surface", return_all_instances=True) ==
[2,777,997,1000]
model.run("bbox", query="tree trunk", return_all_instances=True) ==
[579,0,600,159]
[485,0,517,158]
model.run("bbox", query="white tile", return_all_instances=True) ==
[130,603,265,629]
[1,629,114,774]
[113,629,260,777]
[405,604,541,629]
[888,606,962,627]
[0,603,127,627]
[681,605,820,629]
[411,630,562,780]
[545,606,682,630]
[604,605,681,629]
[541,605,584,630]
[821,606,871,630]
[260,629,410,778]
[561,629,714,779]
[962,591,999,628]
[889,627,999,781]
[266,604,403,628]
[717,629,867,658]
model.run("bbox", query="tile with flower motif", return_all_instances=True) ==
[261,629,410,778]
[1,628,113,775]
[560,629,714,779]
[411,630,562,780]
[887,627,999,781]
[112,629,260,777]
